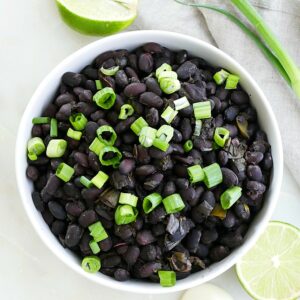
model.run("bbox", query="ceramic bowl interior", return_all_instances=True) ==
[15,30,283,294]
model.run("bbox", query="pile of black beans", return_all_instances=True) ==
[26,42,273,283]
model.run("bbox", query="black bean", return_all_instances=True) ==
[82,65,98,80]
[51,220,66,236]
[162,181,177,197]
[224,105,239,122]
[145,107,159,127]
[180,187,197,206]
[101,255,121,268]
[143,42,162,54]
[114,269,130,281]
[231,90,249,105]
[41,209,54,225]
[185,229,202,253]
[176,50,188,64]
[115,116,136,134]
[151,223,165,236]
[119,159,135,175]
[84,121,98,143]
[32,191,45,212]
[234,202,250,220]
[144,173,164,191]
[55,93,75,107]
[247,181,266,194]
[123,246,140,265]
[136,230,156,245]
[64,224,82,248]
[145,78,162,96]
[221,232,243,248]
[245,151,264,165]
[140,245,157,261]
[138,262,161,278]
[222,211,236,228]
[209,245,230,262]
[56,103,73,121]
[62,72,84,87]
[182,83,206,103]
[175,178,189,190]
[139,92,163,108]
[247,165,263,182]
[262,152,273,170]
[124,82,146,97]
[218,150,228,166]
[138,53,154,73]
[149,146,172,159]
[114,224,134,240]
[78,209,98,228]
[48,200,66,220]
[115,70,129,88]
[31,125,43,137]
[81,187,101,203]
[180,118,192,141]
[221,168,239,187]
[201,229,218,245]
[125,66,140,81]
[65,201,85,217]
[26,166,39,181]
[176,61,197,80]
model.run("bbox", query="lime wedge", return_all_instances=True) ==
[56,0,138,36]
[236,221,300,300]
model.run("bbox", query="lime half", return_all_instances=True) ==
[56,0,138,36]
[236,221,300,300]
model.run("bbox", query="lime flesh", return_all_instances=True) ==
[56,0,138,36]
[236,221,300,300]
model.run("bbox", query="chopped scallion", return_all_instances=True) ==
[91,171,109,189]
[27,137,45,160]
[157,70,178,84]
[99,146,122,167]
[55,162,74,182]
[96,125,117,146]
[183,139,193,152]
[213,69,230,85]
[203,163,223,188]
[194,119,202,136]
[89,240,100,254]
[81,256,101,273]
[152,138,169,152]
[160,78,181,94]
[214,127,230,147]
[161,106,178,124]
[79,176,93,188]
[93,87,116,109]
[69,113,88,131]
[115,205,138,225]
[46,139,67,158]
[130,117,148,136]
[88,221,108,242]
[119,104,134,120]
[143,193,162,214]
[225,74,240,90]
[158,270,176,287]
[32,117,50,125]
[193,101,211,120]
[155,63,172,78]
[100,66,119,76]
[67,128,82,141]
[187,165,204,183]
[162,193,185,214]
[156,125,174,142]
[139,126,157,148]
[89,138,105,155]
[50,118,58,138]
[95,80,102,90]
[174,96,190,111]
[119,192,138,207]
[221,186,242,210]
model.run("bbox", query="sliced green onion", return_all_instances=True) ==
[213,69,230,85]
[115,205,138,225]
[214,127,230,147]
[99,146,122,167]
[187,165,205,183]
[155,63,172,78]
[194,120,202,136]
[32,117,50,125]
[161,106,178,124]
[119,192,138,207]
[91,171,109,189]
[55,162,74,182]
[93,87,116,109]
[50,118,58,138]
[193,101,211,120]
[89,138,105,155]
[143,193,162,214]
[139,126,157,148]
[27,137,45,160]
[69,113,88,131]
[119,104,134,120]
[88,221,108,242]
[89,240,100,254]
[157,70,178,83]
[158,270,176,287]
[162,193,185,214]
[183,140,193,152]
[95,79,102,90]
[46,139,67,158]
[79,176,93,188]
[174,96,190,111]
[152,138,169,152]
[130,117,148,136]
[203,163,223,188]
[96,125,117,146]
[81,256,101,273]
[156,125,174,142]
[67,128,82,141]
[221,186,242,210]
[160,78,181,94]
[100,66,119,76]
[225,74,240,90]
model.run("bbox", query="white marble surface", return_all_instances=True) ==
[1,0,300,299]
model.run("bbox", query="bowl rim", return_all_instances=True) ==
[15,30,283,294]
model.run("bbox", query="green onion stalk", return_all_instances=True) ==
[174,0,300,99]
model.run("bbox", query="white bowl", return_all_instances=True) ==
[15,30,283,294]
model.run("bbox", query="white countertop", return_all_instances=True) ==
[1,0,299,299]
